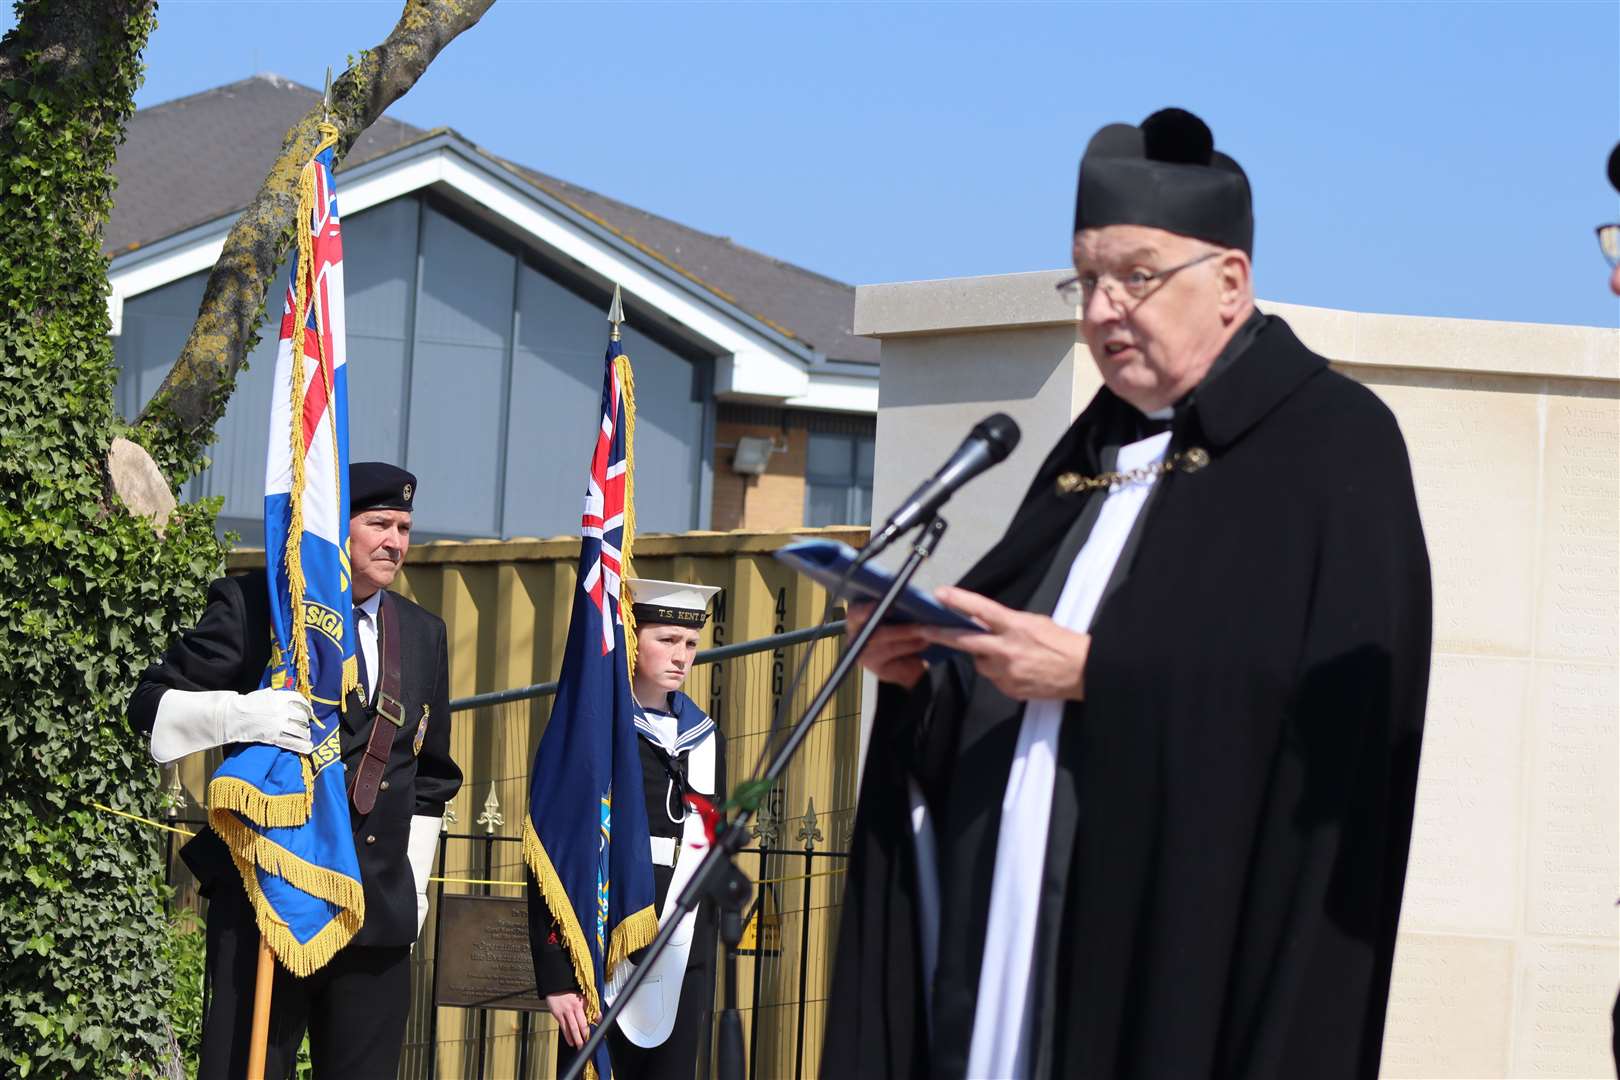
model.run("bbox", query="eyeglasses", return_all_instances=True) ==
[1055,250,1221,307]
[1597,224,1620,269]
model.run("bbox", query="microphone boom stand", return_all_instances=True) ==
[562,515,949,1080]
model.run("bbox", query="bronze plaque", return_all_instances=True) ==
[433,894,547,1012]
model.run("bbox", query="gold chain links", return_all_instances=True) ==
[1054,446,1210,495]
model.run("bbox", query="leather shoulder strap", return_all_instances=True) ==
[375,591,405,727]
[350,590,406,815]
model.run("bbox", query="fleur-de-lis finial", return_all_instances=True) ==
[476,786,504,835]
[752,789,781,847]
[164,768,187,819]
[797,797,823,852]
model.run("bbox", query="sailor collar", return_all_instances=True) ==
[633,692,714,756]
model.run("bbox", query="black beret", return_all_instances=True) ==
[1075,107,1254,255]
[1608,141,1620,193]
[349,461,416,514]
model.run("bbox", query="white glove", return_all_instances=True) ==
[408,814,441,936]
[149,687,315,764]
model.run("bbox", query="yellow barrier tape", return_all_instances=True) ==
[91,801,196,837]
[89,802,848,891]
[426,865,848,890]
[754,866,846,887]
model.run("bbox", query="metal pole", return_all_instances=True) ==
[474,831,493,1080]
[793,802,821,1080]
[748,797,782,1080]
[448,622,846,712]
[474,788,502,1080]
[426,820,449,1079]
[749,842,766,1080]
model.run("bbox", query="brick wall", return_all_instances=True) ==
[711,421,808,531]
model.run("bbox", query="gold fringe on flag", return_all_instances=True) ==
[616,351,639,678]
[523,819,603,1020]
[284,120,341,704]
[214,805,366,977]
[205,120,365,976]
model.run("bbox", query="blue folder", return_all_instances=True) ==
[773,538,985,634]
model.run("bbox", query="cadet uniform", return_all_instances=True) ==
[129,463,461,1080]
[537,579,727,1080]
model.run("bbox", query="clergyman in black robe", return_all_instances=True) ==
[821,108,1432,1080]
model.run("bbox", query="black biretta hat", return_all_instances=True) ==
[350,461,416,514]
[1075,107,1254,255]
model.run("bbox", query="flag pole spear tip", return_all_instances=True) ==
[322,66,333,122]
[607,283,625,342]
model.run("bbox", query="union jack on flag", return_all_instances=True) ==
[524,329,657,1080]
[206,124,365,976]
[581,342,630,655]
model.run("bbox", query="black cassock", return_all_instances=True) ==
[533,692,727,1080]
[822,313,1432,1080]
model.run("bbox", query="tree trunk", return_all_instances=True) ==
[0,0,155,139]
[131,0,496,483]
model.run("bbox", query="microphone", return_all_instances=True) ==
[861,413,1021,562]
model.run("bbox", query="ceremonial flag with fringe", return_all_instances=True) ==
[524,336,657,1080]
[207,122,365,975]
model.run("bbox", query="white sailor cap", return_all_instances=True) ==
[627,578,721,628]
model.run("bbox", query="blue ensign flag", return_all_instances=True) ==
[525,338,657,1080]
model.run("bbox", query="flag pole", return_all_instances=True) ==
[247,936,276,1078]
[243,63,334,1080]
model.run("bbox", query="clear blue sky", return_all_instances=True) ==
[8,1,1619,327]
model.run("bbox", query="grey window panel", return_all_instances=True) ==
[805,433,876,526]
[502,266,704,539]
[502,265,609,539]
[405,208,516,537]
[618,324,703,535]
[851,482,873,525]
[806,431,854,479]
[406,338,506,537]
[333,199,415,466]
[112,271,209,419]
[347,335,409,464]
[343,197,419,340]
[806,483,850,528]
[413,207,513,351]
[185,322,279,537]
[855,437,876,483]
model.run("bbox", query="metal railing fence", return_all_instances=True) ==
[164,621,862,1080]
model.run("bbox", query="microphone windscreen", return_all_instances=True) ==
[971,413,1022,462]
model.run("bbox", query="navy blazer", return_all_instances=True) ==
[129,569,462,948]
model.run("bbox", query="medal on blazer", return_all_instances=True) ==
[412,704,429,756]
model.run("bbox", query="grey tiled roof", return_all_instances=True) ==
[107,74,877,364]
